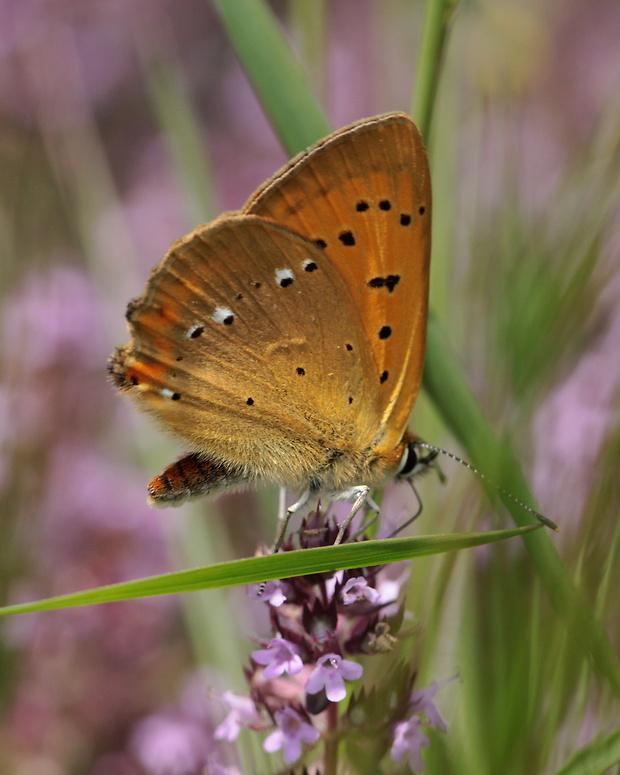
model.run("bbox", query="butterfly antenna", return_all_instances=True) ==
[414,441,559,532]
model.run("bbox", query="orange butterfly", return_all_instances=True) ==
[109,113,432,548]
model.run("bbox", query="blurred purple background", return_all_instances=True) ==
[1,1,619,773]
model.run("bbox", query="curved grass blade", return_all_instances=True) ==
[552,726,620,775]
[0,526,539,617]
[211,0,330,155]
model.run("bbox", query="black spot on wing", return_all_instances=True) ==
[368,275,400,293]
[338,231,355,246]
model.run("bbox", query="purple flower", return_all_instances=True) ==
[390,679,452,771]
[305,653,363,702]
[409,681,449,732]
[340,576,381,605]
[390,716,430,773]
[263,708,320,764]
[129,714,212,775]
[375,566,411,610]
[252,638,303,679]
[214,691,260,742]
[247,580,288,607]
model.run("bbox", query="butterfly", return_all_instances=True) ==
[109,112,433,548]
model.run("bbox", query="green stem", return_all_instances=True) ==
[323,701,340,775]
[424,317,620,695]
[211,0,330,154]
[412,0,458,139]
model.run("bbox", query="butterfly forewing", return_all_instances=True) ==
[112,216,381,492]
[111,113,432,511]
[244,113,431,456]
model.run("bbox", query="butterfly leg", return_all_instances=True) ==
[272,486,380,551]
[272,489,319,552]
[332,486,380,545]
[271,487,290,552]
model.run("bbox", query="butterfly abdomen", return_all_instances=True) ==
[147,452,249,508]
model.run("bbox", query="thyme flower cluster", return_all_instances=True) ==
[213,515,449,772]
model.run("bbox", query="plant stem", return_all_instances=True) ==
[323,701,340,775]
[412,0,458,140]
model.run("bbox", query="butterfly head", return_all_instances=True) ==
[394,432,440,482]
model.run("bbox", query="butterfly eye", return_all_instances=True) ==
[396,442,418,478]
[397,440,439,479]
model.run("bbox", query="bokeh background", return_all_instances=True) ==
[1,1,619,773]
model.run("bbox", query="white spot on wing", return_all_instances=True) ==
[275,268,294,286]
[212,306,234,324]
[160,388,176,399]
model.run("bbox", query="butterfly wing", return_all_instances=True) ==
[110,215,382,493]
[244,113,431,464]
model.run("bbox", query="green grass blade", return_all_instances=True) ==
[0,526,539,616]
[411,0,459,138]
[424,316,620,695]
[552,726,620,775]
[211,0,331,155]
[142,54,218,225]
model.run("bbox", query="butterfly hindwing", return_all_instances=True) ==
[110,215,382,491]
